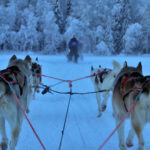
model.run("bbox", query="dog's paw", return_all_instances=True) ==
[119,144,127,150]
[126,140,133,148]
[97,113,102,117]
[1,142,7,150]
[26,108,30,114]
[101,105,106,112]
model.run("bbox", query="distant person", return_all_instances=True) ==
[67,36,79,63]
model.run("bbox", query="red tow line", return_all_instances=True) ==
[40,73,96,88]
[0,72,46,150]
[97,103,136,150]
[13,92,46,150]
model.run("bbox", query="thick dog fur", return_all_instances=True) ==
[0,55,33,150]
[112,61,150,150]
[91,60,121,117]
[31,57,41,100]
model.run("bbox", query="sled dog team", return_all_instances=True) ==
[0,55,41,150]
[0,55,149,150]
[91,60,150,150]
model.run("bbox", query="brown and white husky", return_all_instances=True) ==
[0,55,33,150]
[91,60,121,117]
[112,61,150,150]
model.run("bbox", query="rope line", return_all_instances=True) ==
[71,74,95,82]
[50,89,110,95]
[39,83,110,95]
[97,103,136,150]
[72,108,87,150]
[58,87,72,150]
[40,74,70,83]
[11,86,46,150]
[40,73,95,85]
[39,69,112,86]
[50,81,65,87]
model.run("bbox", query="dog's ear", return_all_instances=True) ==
[25,55,32,64]
[9,55,17,63]
[35,57,38,62]
[91,66,94,71]
[137,62,142,72]
[123,61,127,68]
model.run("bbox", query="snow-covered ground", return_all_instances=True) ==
[1,53,150,150]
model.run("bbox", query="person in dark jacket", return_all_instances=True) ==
[67,36,79,63]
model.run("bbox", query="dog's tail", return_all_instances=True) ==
[112,60,121,71]
[0,82,6,97]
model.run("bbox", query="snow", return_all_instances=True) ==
[1,53,150,150]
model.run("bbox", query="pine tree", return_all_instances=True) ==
[141,2,150,53]
[53,0,71,34]
[53,0,71,52]
[111,0,131,54]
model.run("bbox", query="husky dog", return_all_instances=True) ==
[24,57,42,113]
[112,61,150,150]
[31,57,42,99]
[0,55,33,150]
[91,60,121,117]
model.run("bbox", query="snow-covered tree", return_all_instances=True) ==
[140,2,150,53]
[95,41,110,55]
[0,0,147,55]
[43,10,60,53]
[54,0,71,34]
[111,0,131,54]
[35,0,60,53]
[68,0,112,54]
[0,1,17,50]
[95,26,105,44]
[53,0,72,52]
[130,0,146,23]
[0,0,10,7]
[123,23,143,54]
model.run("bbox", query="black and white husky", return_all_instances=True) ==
[31,57,42,99]
[91,60,121,117]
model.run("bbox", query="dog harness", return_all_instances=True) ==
[120,71,143,112]
[96,68,112,83]
[0,66,26,95]
[32,63,42,83]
